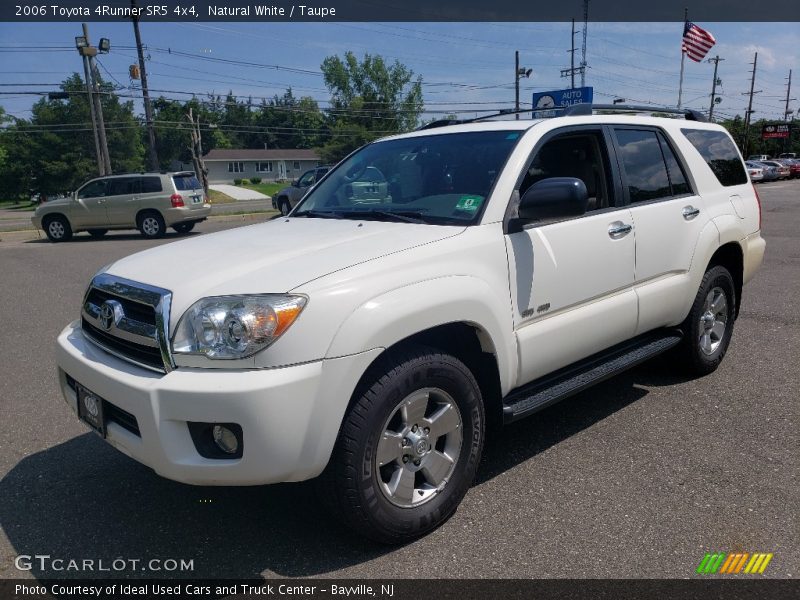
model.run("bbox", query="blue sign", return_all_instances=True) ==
[532,87,593,118]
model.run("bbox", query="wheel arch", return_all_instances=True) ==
[135,207,163,226]
[708,242,744,318]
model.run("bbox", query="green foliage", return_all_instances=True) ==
[319,52,424,162]
[250,177,262,184]
[233,178,243,185]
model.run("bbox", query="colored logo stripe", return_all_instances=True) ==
[697,552,773,574]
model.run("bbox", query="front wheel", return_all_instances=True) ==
[319,347,484,544]
[678,265,736,376]
[279,199,291,216]
[44,215,72,242]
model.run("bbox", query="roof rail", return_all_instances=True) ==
[561,103,707,122]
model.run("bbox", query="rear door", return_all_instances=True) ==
[172,173,207,214]
[610,126,708,334]
[505,125,638,384]
[105,176,141,226]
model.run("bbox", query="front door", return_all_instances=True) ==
[72,178,110,228]
[505,127,638,385]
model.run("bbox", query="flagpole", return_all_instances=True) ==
[677,7,688,108]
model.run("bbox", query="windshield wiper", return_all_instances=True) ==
[336,210,429,224]
[293,210,342,219]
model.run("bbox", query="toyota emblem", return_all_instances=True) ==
[98,299,123,331]
[83,394,99,418]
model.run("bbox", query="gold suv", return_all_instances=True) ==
[32,171,212,242]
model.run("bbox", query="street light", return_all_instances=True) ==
[98,38,111,54]
[74,36,88,49]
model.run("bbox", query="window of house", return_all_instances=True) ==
[293,161,301,170]
[255,162,273,173]
[228,162,244,173]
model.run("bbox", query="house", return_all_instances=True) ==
[203,148,322,183]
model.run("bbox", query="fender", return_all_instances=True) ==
[326,275,518,395]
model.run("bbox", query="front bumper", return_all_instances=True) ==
[56,320,380,485]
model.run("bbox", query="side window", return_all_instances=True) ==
[107,177,140,196]
[298,171,316,187]
[614,129,671,202]
[519,130,614,212]
[657,132,691,196]
[140,177,163,193]
[681,129,748,187]
[77,179,108,199]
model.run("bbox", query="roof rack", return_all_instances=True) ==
[559,103,707,122]
[416,104,707,130]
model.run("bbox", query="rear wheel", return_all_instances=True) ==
[43,215,72,243]
[173,222,195,234]
[87,229,108,238]
[138,211,166,239]
[319,346,484,544]
[678,265,736,376]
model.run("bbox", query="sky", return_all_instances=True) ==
[0,21,798,124]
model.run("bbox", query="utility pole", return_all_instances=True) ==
[82,24,112,174]
[78,35,103,175]
[708,55,724,121]
[742,52,760,157]
[784,69,793,121]
[580,0,589,87]
[561,19,583,89]
[186,108,208,193]
[514,52,532,120]
[131,0,158,171]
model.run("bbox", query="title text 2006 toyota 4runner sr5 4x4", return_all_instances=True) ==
[55,105,765,543]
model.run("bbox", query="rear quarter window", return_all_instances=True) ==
[681,129,748,187]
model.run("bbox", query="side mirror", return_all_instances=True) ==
[291,179,300,187]
[518,177,588,222]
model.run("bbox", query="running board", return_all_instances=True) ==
[502,330,683,423]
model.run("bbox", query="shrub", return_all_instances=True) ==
[250,177,262,184]
[233,178,243,185]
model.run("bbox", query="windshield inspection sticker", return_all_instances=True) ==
[456,196,483,212]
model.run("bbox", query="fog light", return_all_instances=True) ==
[212,425,239,454]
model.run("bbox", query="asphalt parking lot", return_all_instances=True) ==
[0,181,797,580]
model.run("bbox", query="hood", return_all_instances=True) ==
[36,197,72,212]
[105,217,464,315]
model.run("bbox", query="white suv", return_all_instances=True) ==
[54,107,765,543]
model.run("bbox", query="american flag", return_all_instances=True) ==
[682,22,716,62]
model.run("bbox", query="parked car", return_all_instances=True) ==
[745,162,764,182]
[778,152,797,159]
[775,158,800,178]
[55,109,765,544]
[749,161,780,181]
[748,154,770,161]
[759,160,791,180]
[271,166,331,215]
[32,172,211,242]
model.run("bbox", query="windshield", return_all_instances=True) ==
[293,130,521,225]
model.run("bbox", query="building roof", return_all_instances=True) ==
[203,148,320,161]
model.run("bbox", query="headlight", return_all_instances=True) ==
[172,294,307,359]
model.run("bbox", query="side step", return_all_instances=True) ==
[502,330,683,423]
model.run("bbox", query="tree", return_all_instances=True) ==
[319,52,423,162]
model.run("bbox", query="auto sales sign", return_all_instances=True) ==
[762,123,791,139]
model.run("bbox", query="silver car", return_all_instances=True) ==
[32,172,211,242]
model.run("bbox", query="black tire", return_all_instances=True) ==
[279,198,291,216]
[43,214,73,243]
[678,265,736,376]
[173,222,195,234]
[87,229,108,238]
[319,346,484,544]
[137,211,166,239]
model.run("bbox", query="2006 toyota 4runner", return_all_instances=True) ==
[54,106,765,543]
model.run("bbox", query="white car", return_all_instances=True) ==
[55,106,765,543]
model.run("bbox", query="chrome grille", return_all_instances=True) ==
[81,274,173,374]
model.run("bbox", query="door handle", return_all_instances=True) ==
[682,205,700,220]
[608,221,633,238]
